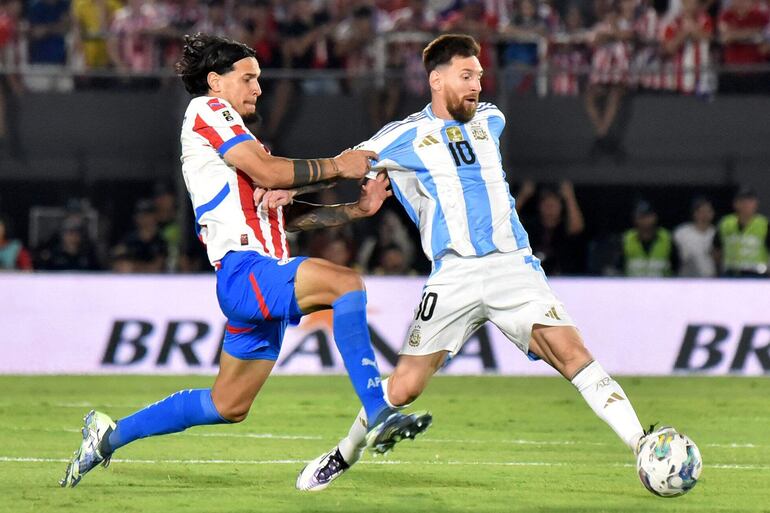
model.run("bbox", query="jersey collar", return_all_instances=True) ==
[423,103,436,120]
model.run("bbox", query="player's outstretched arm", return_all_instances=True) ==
[283,172,392,232]
[224,141,378,189]
[253,180,338,210]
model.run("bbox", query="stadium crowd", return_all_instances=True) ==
[1,180,768,278]
[1,0,768,277]
[1,0,770,155]
[2,0,770,93]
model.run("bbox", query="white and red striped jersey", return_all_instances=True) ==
[180,96,289,267]
[661,13,714,95]
[589,20,631,85]
[550,41,588,96]
[633,7,664,90]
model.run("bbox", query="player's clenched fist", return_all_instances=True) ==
[333,149,378,180]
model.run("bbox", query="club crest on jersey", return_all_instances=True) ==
[222,110,234,122]
[445,126,464,142]
[240,234,249,246]
[207,98,226,111]
[470,123,488,140]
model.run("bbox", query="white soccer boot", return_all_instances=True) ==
[59,410,116,488]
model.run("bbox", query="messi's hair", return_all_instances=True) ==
[175,33,257,95]
[422,34,480,75]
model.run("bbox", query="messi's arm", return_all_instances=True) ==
[223,140,377,189]
[284,201,363,233]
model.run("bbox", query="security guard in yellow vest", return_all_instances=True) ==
[714,188,770,277]
[621,201,677,277]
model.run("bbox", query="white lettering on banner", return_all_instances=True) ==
[0,274,769,375]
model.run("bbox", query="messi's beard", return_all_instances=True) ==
[446,94,477,124]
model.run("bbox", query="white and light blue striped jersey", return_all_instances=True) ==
[359,102,529,262]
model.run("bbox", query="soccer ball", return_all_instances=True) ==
[636,426,702,497]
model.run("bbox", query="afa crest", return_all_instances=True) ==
[470,123,488,140]
[408,324,422,347]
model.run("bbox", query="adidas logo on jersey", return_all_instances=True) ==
[544,306,561,320]
[418,135,440,148]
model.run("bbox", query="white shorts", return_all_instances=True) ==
[401,249,575,357]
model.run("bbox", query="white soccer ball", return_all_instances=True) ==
[636,427,702,497]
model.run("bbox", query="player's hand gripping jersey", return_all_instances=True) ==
[180,96,290,266]
[360,103,530,262]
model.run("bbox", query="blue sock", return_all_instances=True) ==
[332,290,390,425]
[106,388,229,452]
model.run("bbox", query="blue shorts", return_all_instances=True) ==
[215,251,307,361]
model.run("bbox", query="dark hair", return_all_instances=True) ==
[422,34,480,74]
[690,195,712,212]
[175,33,257,95]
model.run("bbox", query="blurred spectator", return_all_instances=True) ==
[152,182,181,271]
[714,188,769,277]
[242,0,279,69]
[372,243,416,275]
[516,180,587,275]
[162,0,204,36]
[25,0,73,92]
[358,209,416,273]
[673,196,717,277]
[108,0,166,87]
[154,0,204,71]
[193,0,240,39]
[632,0,664,91]
[549,3,590,96]
[385,0,439,121]
[620,200,677,277]
[108,244,134,273]
[0,213,33,270]
[334,5,378,93]
[334,5,394,129]
[35,215,101,270]
[585,0,632,159]
[71,0,121,81]
[442,0,499,91]
[0,0,23,154]
[314,232,359,270]
[660,0,714,96]
[718,0,770,93]
[113,198,168,273]
[499,0,548,93]
[263,0,337,147]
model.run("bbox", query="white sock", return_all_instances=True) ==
[571,361,644,452]
[338,407,368,464]
[338,377,407,464]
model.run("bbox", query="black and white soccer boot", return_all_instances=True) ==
[296,447,352,492]
[365,410,432,455]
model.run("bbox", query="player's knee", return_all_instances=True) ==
[332,268,365,297]
[217,403,251,423]
[387,380,423,407]
[557,343,593,377]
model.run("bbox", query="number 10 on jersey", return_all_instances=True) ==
[448,141,476,166]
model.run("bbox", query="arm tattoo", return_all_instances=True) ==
[291,158,334,187]
[290,180,336,198]
[285,201,359,232]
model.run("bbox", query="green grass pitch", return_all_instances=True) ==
[1,375,768,513]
